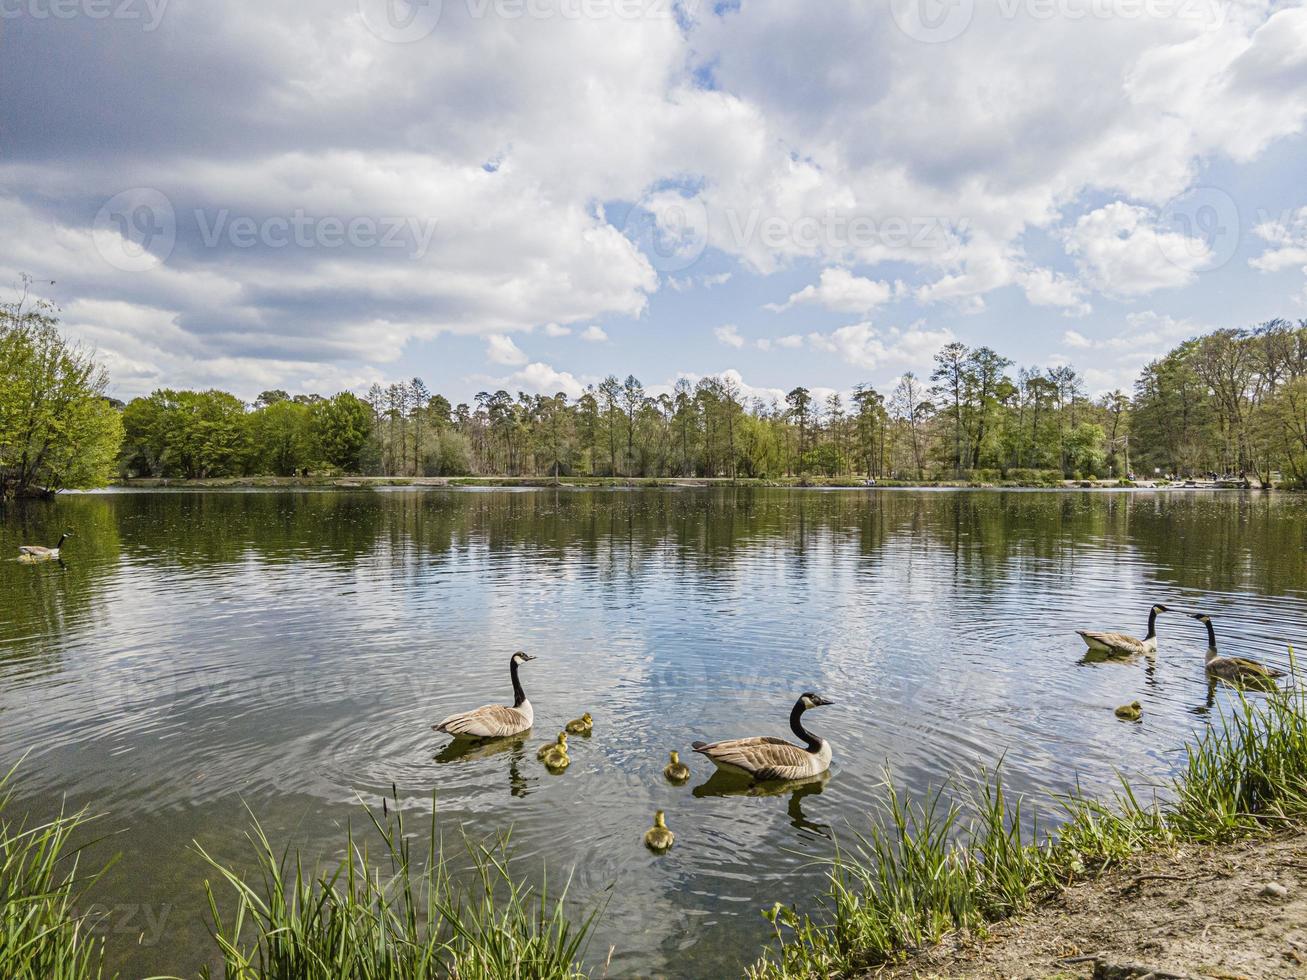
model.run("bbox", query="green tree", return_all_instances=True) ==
[313,392,372,472]
[0,296,123,496]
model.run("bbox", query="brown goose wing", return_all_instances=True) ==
[694,737,812,779]
[1221,656,1284,678]
[435,703,529,738]
[1077,631,1144,653]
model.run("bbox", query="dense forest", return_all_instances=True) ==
[4,290,1307,493]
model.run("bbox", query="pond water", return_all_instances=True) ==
[2,488,1306,978]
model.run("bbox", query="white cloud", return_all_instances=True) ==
[505,362,586,399]
[1063,202,1213,297]
[543,322,572,337]
[806,321,955,371]
[714,323,745,348]
[1063,329,1093,349]
[1021,267,1091,316]
[580,325,609,342]
[486,334,528,366]
[1250,206,1307,301]
[765,267,894,314]
[667,271,733,291]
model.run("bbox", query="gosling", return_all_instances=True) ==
[663,750,690,784]
[565,712,593,736]
[1114,701,1142,721]
[644,810,674,852]
[537,732,567,761]
[541,741,570,772]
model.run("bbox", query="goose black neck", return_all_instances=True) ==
[789,700,823,753]
[509,658,526,707]
[54,533,69,548]
[1145,607,1158,640]
[1202,619,1217,651]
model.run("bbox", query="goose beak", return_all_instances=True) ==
[813,695,835,707]
[522,654,538,661]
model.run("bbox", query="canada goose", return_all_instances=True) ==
[1114,701,1142,721]
[1077,604,1169,657]
[644,810,673,852]
[663,750,690,784]
[19,532,71,560]
[536,732,567,760]
[692,692,834,781]
[433,652,536,739]
[565,712,593,736]
[1191,614,1284,686]
[541,742,570,772]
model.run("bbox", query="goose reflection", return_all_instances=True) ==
[433,731,530,765]
[432,733,533,798]
[692,769,832,834]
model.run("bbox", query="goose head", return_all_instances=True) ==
[652,810,668,829]
[669,750,680,765]
[511,651,537,665]
[798,692,834,710]
[1151,604,1169,614]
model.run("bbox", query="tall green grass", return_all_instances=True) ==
[197,790,599,980]
[752,661,1307,978]
[0,763,107,980]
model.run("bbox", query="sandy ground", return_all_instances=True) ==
[879,833,1307,979]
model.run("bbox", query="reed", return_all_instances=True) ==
[751,655,1307,978]
[196,789,598,980]
[0,763,107,980]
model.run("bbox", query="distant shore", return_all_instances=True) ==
[99,475,1277,491]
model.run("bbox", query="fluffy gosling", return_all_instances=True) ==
[1114,700,1142,721]
[565,712,593,735]
[536,732,567,760]
[644,810,674,852]
[663,750,690,784]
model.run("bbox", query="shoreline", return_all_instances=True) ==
[880,830,1307,978]
[90,475,1279,492]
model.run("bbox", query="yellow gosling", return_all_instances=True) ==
[644,810,673,852]
[663,750,690,784]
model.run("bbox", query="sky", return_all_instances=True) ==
[2,0,1306,406]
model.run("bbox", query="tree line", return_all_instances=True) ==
[4,293,1307,494]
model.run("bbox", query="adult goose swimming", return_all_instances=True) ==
[692,692,834,781]
[19,532,71,560]
[433,651,536,739]
[1077,603,1169,657]
[1191,613,1284,685]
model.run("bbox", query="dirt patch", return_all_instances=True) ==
[879,833,1307,979]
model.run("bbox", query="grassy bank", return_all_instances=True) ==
[195,795,597,980]
[749,657,1307,978]
[0,764,107,980]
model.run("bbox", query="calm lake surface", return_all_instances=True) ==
[2,488,1306,978]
